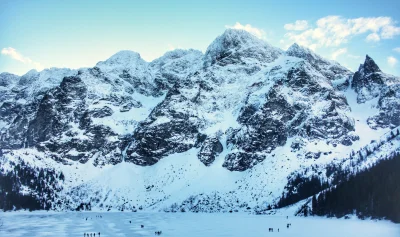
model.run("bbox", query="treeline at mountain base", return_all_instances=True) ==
[309,153,400,223]
[0,158,64,211]
[312,154,400,223]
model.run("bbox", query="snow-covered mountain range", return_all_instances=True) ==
[1,29,399,213]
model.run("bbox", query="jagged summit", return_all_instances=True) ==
[203,29,282,67]
[286,42,339,67]
[360,54,381,74]
[352,54,400,103]
[210,28,264,47]
[286,43,314,56]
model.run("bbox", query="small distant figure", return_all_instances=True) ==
[287,223,289,228]
[86,217,88,221]
[98,232,100,237]
[84,233,86,237]
[129,220,131,223]
[286,216,288,219]
[94,233,96,237]
[278,228,279,232]
[90,234,92,237]
[269,228,273,232]
[141,225,144,228]
[155,231,162,235]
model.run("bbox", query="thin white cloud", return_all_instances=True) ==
[388,56,397,67]
[331,48,347,60]
[225,22,266,39]
[284,16,400,49]
[381,25,400,39]
[366,33,380,42]
[393,47,400,53]
[1,47,43,71]
[284,20,309,31]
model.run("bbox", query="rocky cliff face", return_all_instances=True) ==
[0,29,399,212]
[350,56,400,129]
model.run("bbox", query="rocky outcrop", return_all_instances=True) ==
[352,55,400,128]
[223,152,265,171]
[351,55,395,103]
[224,60,354,171]
[198,136,223,166]
[125,85,202,165]
[368,84,400,129]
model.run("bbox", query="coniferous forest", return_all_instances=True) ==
[0,158,64,211]
[312,153,400,223]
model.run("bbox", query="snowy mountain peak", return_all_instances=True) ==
[107,50,142,61]
[0,72,19,87]
[203,29,282,67]
[96,50,147,71]
[286,42,330,65]
[23,69,39,77]
[360,54,381,74]
[351,55,400,103]
[216,28,262,44]
[18,69,40,86]
[286,43,313,56]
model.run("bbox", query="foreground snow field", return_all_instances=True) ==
[0,212,399,237]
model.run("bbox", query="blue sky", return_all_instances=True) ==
[1,0,399,76]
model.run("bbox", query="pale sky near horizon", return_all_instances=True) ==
[0,0,399,76]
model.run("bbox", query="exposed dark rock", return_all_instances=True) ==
[351,55,389,103]
[198,136,223,166]
[223,152,265,171]
[305,151,321,159]
[91,106,113,118]
[368,84,400,129]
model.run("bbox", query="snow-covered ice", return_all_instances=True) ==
[0,212,398,237]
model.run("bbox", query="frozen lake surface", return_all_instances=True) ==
[0,212,399,237]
